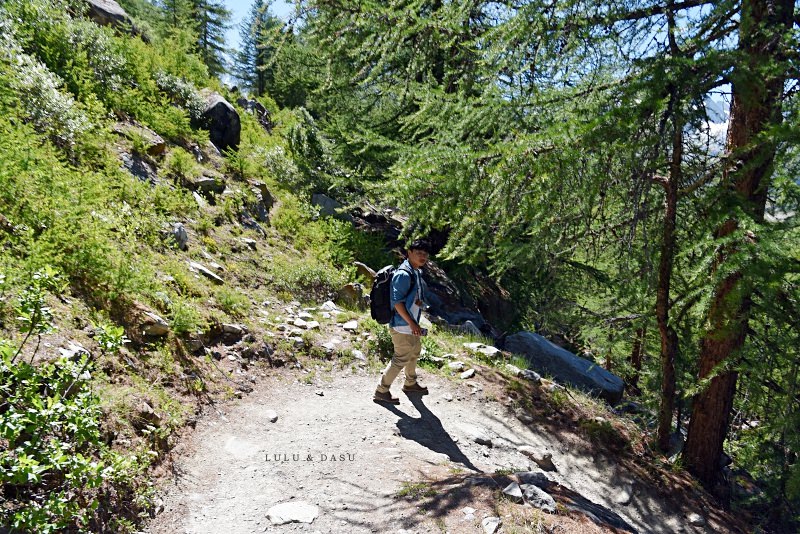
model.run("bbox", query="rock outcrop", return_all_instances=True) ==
[198,92,240,152]
[506,331,624,404]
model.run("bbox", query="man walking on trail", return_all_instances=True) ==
[374,240,432,405]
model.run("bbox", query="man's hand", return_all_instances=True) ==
[395,302,423,336]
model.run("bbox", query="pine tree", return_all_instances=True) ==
[233,0,282,96]
[191,0,231,77]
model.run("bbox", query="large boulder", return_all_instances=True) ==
[86,0,146,40]
[506,331,624,404]
[199,92,240,152]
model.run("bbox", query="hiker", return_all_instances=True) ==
[373,239,432,405]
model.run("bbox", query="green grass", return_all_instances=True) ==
[395,481,437,500]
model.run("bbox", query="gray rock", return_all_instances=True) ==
[113,122,166,156]
[463,342,500,357]
[170,222,189,250]
[298,311,314,320]
[266,501,319,524]
[304,321,320,330]
[352,349,366,361]
[481,516,502,534]
[448,361,466,371]
[460,320,483,336]
[188,261,224,284]
[312,193,352,221]
[293,318,308,328]
[241,237,257,250]
[315,389,324,396]
[265,410,278,423]
[86,0,145,38]
[460,369,476,379]
[506,331,624,404]
[120,151,159,184]
[522,483,556,512]
[222,323,246,336]
[321,301,338,311]
[198,92,240,152]
[442,393,453,402]
[505,364,523,376]
[142,312,169,336]
[502,482,524,503]
[687,513,705,526]
[521,369,542,383]
[342,320,358,331]
[192,175,226,195]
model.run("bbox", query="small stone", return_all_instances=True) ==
[482,516,502,534]
[265,410,278,423]
[266,501,319,524]
[223,323,247,336]
[464,342,501,357]
[298,311,313,319]
[521,369,542,382]
[505,364,522,376]
[687,513,706,526]
[462,506,476,515]
[315,389,324,396]
[461,369,476,379]
[228,355,237,361]
[241,238,258,250]
[615,485,633,505]
[188,261,224,284]
[448,361,466,371]
[321,300,338,311]
[502,482,524,503]
[442,393,453,402]
[142,312,170,336]
[352,350,366,360]
[304,321,320,330]
[293,318,308,328]
[342,320,358,331]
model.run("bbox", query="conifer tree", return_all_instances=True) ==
[233,0,282,96]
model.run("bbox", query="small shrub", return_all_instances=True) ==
[169,298,203,335]
[214,286,250,318]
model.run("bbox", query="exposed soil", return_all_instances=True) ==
[145,362,745,534]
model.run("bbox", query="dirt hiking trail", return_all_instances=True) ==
[145,367,735,534]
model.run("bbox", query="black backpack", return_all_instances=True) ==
[370,263,415,324]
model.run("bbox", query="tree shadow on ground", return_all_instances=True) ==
[375,393,483,473]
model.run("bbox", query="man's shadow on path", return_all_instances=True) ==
[377,394,482,473]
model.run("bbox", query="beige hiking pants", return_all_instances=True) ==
[376,330,422,393]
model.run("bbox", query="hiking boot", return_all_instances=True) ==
[402,383,429,395]
[373,390,400,405]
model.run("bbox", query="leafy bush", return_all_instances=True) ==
[0,346,140,533]
[0,15,91,149]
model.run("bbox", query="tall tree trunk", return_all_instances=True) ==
[683,0,794,491]
[657,6,682,453]
[656,115,681,452]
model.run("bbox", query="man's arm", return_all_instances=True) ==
[394,302,422,336]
